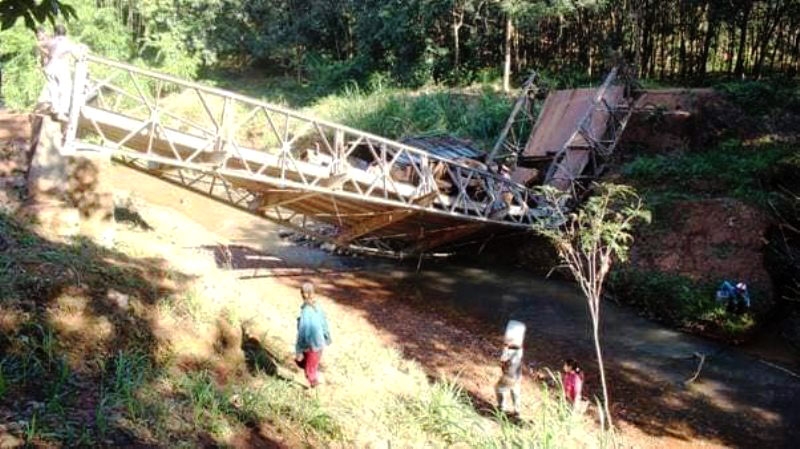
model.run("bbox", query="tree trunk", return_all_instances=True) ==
[699,2,717,80]
[754,4,782,78]
[793,30,800,75]
[452,5,464,69]
[735,2,753,77]
[503,15,514,92]
[769,25,785,73]
[592,312,613,428]
[454,23,461,68]
[727,22,736,74]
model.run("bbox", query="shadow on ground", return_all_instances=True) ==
[0,211,184,446]
[0,212,297,448]
[260,250,800,449]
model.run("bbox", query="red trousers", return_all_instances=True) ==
[298,349,322,387]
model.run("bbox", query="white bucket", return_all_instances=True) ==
[504,320,526,346]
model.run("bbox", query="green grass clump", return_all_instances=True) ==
[389,377,613,449]
[609,269,757,338]
[622,140,793,206]
[230,378,341,440]
[715,79,800,116]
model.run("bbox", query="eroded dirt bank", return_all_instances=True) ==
[112,163,800,449]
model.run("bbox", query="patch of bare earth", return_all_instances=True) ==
[631,198,771,292]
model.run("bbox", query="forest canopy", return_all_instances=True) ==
[1,0,798,108]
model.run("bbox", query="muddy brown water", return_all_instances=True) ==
[113,164,800,448]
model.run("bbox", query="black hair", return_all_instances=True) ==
[565,358,581,373]
[54,24,66,36]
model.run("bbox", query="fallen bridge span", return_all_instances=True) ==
[59,55,635,256]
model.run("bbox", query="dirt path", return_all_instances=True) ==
[113,164,800,449]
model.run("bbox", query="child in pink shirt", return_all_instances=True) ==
[562,358,584,411]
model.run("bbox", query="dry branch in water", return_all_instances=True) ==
[684,352,706,384]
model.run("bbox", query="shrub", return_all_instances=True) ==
[716,79,800,116]
[608,269,759,338]
[0,23,42,109]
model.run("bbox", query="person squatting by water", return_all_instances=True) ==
[38,24,87,122]
[562,358,585,412]
[716,280,751,315]
[294,282,332,388]
[496,320,525,415]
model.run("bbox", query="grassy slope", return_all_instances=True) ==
[0,200,613,448]
[610,137,796,339]
[205,73,517,151]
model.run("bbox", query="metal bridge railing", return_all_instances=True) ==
[65,54,540,236]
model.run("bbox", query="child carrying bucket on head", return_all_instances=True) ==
[495,320,525,415]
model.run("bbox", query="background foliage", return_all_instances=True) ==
[2,0,800,109]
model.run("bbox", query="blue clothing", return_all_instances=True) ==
[716,281,751,309]
[716,281,737,302]
[295,304,331,354]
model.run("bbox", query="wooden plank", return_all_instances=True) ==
[253,173,348,210]
[412,223,485,253]
[334,191,439,245]
[547,148,590,191]
[334,210,415,245]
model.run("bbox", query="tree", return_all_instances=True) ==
[0,0,75,30]
[0,0,75,105]
[533,183,651,427]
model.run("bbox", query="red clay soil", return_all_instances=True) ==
[0,111,32,143]
[631,198,773,294]
[622,89,756,152]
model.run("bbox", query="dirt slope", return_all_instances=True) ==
[631,198,772,292]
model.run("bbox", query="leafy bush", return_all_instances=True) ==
[621,141,793,205]
[716,79,800,116]
[609,269,758,338]
[304,53,369,96]
[609,269,713,323]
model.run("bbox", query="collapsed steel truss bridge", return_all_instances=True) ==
[62,54,636,257]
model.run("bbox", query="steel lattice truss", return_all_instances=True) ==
[64,55,557,257]
[487,72,545,163]
[542,66,637,197]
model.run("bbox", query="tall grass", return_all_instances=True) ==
[228,377,342,440]
[379,373,617,449]
[622,139,793,205]
[308,84,513,149]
